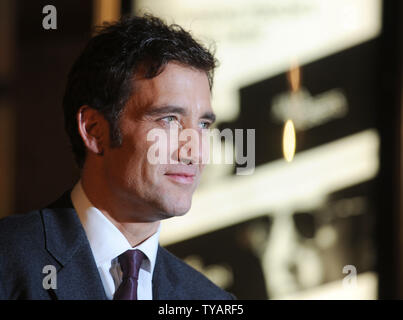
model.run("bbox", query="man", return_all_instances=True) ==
[0,15,234,300]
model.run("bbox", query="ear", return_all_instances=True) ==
[77,105,109,155]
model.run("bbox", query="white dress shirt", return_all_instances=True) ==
[70,181,160,300]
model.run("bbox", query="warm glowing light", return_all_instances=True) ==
[288,62,301,93]
[282,61,300,162]
[283,120,296,162]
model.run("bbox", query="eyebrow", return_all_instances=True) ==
[145,105,216,123]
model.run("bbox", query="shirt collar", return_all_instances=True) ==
[70,180,160,274]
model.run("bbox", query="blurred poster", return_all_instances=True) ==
[134,0,383,299]
[135,0,381,122]
[166,180,376,299]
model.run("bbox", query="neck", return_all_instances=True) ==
[80,162,160,247]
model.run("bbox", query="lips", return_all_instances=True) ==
[164,170,196,185]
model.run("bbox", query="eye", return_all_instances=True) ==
[162,115,177,122]
[160,115,183,129]
[160,115,180,126]
[199,121,211,129]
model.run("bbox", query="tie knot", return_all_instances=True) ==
[118,249,145,280]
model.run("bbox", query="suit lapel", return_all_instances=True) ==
[41,191,107,300]
[152,246,179,300]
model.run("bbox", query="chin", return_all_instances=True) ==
[158,199,192,219]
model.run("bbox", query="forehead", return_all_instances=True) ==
[128,62,212,116]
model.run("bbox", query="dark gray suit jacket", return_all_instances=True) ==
[0,191,234,300]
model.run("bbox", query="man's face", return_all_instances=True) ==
[102,62,214,221]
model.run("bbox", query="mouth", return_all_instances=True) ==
[164,173,196,185]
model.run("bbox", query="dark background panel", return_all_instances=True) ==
[12,0,92,213]
[376,0,403,300]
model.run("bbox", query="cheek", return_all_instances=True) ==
[105,150,136,189]
[104,136,143,182]
[111,151,161,198]
[146,127,179,164]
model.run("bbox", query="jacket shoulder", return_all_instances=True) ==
[0,210,52,299]
[0,210,45,248]
[157,246,235,300]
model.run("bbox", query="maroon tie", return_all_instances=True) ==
[113,249,145,300]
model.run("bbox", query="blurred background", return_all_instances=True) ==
[1,0,403,299]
